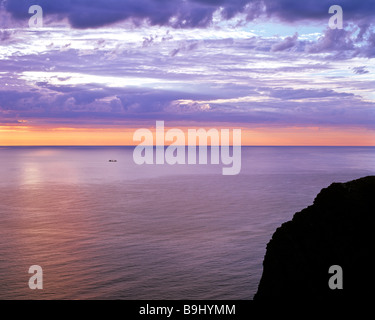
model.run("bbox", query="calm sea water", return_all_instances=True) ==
[0,146,374,300]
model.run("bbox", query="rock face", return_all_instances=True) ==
[254,176,375,299]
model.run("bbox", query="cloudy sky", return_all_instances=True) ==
[0,0,374,145]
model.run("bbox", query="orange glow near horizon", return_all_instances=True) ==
[0,125,374,146]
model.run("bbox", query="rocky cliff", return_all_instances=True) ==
[254,176,375,300]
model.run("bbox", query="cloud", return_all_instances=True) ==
[308,28,354,53]
[267,87,354,100]
[2,0,375,29]
[306,26,375,59]
[352,66,369,74]
[2,0,216,29]
[258,0,375,23]
[3,1,373,58]
[271,33,298,52]
[0,29,18,45]
[0,3,374,130]
[0,30,12,42]
[169,41,199,57]
[1,78,374,129]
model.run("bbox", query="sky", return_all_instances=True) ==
[0,0,374,146]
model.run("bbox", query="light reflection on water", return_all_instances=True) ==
[0,146,374,299]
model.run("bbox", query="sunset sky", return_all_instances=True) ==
[0,0,374,146]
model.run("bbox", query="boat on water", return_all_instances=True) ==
[108,160,117,162]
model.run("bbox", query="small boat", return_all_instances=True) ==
[108,159,117,162]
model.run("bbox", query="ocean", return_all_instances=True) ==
[0,146,374,299]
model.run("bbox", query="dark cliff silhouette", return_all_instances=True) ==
[254,176,375,300]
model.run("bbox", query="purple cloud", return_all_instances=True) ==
[258,0,375,23]
[2,0,375,28]
[352,66,369,74]
[0,30,12,42]
[307,26,375,58]
[308,28,355,53]
[267,88,354,100]
[271,33,298,52]
[1,79,374,129]
[1,1,374,132]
